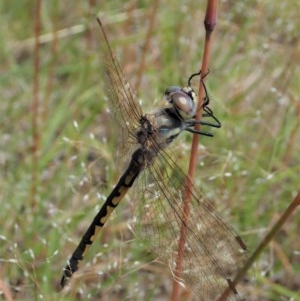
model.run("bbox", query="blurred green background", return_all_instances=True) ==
[0,1,299,300]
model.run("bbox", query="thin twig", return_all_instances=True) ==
[217,191,300,301]
[134,0,160,94]
[44,7,58,122]
[31,0,41,209]
[171,1,218,300]
[0,272,14,301]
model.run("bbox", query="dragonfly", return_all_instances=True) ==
[61,17,248,300]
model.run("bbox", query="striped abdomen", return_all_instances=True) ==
[61,148,145,287]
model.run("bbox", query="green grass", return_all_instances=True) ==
[0,1,299,301]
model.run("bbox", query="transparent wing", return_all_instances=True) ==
[132,144,248,300]
[97,19,143,160]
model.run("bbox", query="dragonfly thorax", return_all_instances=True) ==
[136,116,153,145]
[136,108,185,151]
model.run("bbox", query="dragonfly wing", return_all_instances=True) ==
[132,148,248,300]
[97,19,143,161]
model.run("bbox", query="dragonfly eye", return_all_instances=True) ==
[165,88,196,120]
[164,86,182,102]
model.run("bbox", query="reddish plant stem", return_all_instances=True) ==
[44,7,58,122]
[87,0,96,51]
[134,0,160,94]
[31,0,41,209]
[171,1,217,300]
[0,270,13,301]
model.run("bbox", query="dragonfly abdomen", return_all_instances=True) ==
[61,148,145,287]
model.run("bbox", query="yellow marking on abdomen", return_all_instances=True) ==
[111,185,130,206]
[86,225,103,247]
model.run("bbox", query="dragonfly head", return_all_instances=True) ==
[164,86,196,120]
[164,72,221,137]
